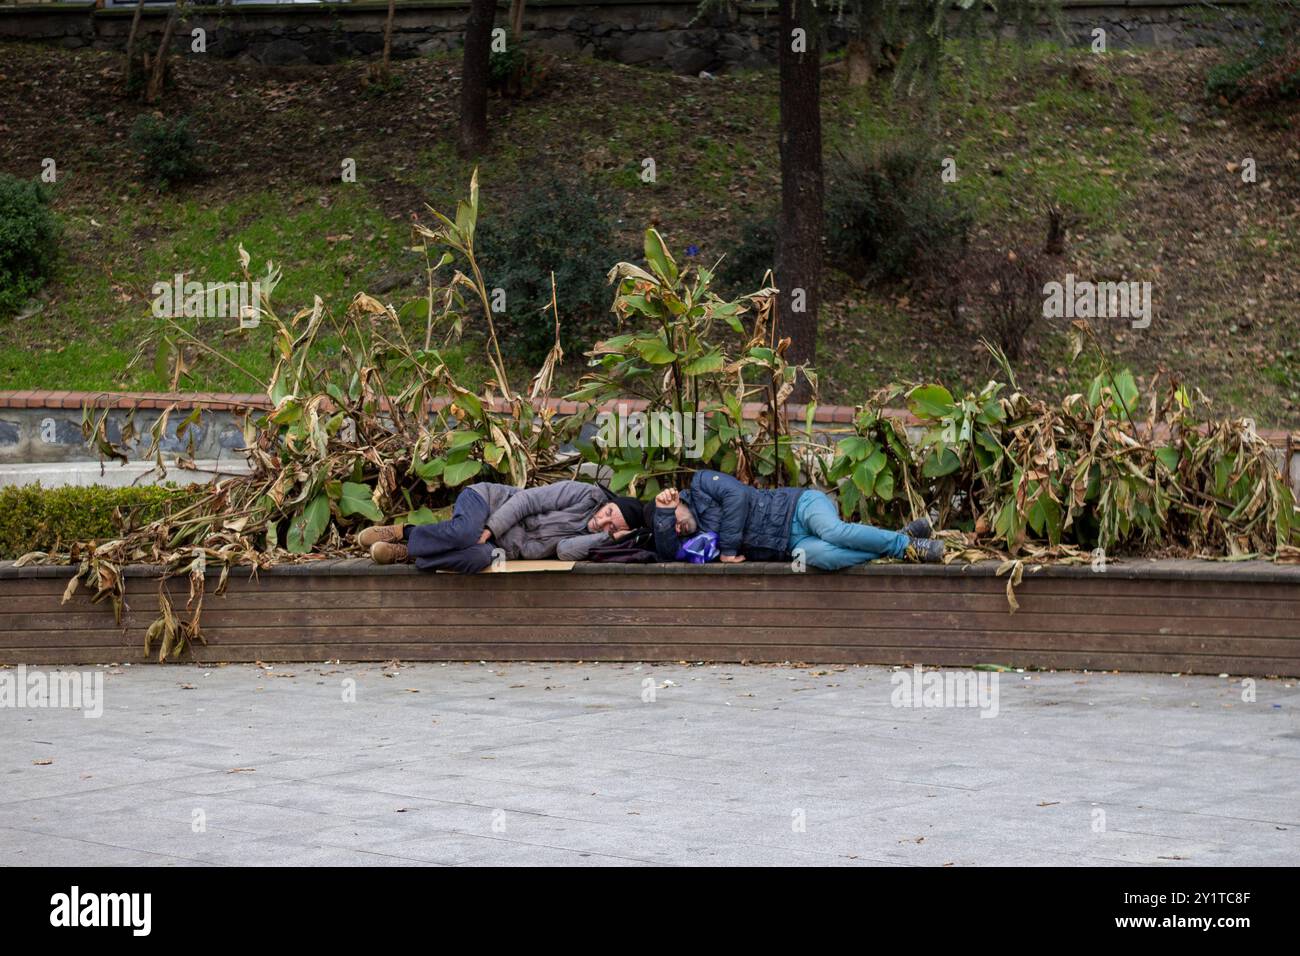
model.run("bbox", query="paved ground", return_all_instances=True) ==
[1,661,1297,866]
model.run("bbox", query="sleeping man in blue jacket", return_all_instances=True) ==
[651,470,943,570]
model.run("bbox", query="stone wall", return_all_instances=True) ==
[3,391,1296,496]
[0,1,1265,73]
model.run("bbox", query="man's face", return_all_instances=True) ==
[589,502,629,534]
[673,502,696,537]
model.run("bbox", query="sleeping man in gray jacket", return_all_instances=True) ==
[358,481,647,572]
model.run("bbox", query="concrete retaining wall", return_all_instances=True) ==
[0,0,1265,73]
[1,391,1296,494]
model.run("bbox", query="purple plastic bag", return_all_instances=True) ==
[676,530,720,564]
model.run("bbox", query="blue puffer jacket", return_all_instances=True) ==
[653,470,804,561]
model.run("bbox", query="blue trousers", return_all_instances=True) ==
[405,487,495,573]
[788,490,909,571]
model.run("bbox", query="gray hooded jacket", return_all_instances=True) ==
[468,481,611,560]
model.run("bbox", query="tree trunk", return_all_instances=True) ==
[123,0,146,88]
[380,0,396,78]
[508,0,526,39]
[458,0,496,157]
[145,3,180,104]
[845,38,871,87]
[775,0,822,396]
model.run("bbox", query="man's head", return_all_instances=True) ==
[655,488,696,536]
[588,502,628,535]
[588,494,647,535]
[669,500,696,536]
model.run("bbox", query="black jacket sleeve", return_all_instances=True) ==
[653,505,681,561]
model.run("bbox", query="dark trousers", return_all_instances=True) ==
[404,488,495,573]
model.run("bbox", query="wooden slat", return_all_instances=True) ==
[3,560,1299,674]
[6,606,1298,640]
[9,585,1300,622]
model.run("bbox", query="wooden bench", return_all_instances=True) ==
[2,558,1298,675]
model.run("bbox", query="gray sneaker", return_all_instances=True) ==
[904,537,945,563]
[901,517,932,539]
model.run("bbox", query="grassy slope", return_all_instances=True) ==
[0,41,1296,423]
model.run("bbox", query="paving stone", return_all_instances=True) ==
[1,663,1294,866]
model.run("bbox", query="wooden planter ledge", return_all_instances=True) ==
[2,558,1298,675]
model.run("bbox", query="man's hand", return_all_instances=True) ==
[478,528,492,544]
[611,528,634,540]
[655,488,680,508]
[719,554,746,564]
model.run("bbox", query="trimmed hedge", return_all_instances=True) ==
[0,484,196,560]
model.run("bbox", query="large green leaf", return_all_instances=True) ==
[715,301,745,333]
[455,195,477,242]
[1154,446,1181,472]
[448,429,482,449]
[1088,368,1140,418]
[1111,368,1140,416]
[922,447,961,478]
[682,350,725,376]
[634,336,677,365]
[838,481,861,520]
[852,449,887,496]
[413,457,445,481]
[1039,495,1063,545]
[403,506,439,525]
[907,384,955,420]
[339,481,384,521]
[398,298,430,324]
[286,494,329,554]
[837,436,873,460]
[451,390,482,419]
[443,459,482,487]
[874,470,895,501]
[644,228,678,284]
[610,466,641,492]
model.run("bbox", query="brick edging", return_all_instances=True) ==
[3,391,1298,450]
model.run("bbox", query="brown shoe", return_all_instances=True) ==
[370,541,410,565]
[358,524,404,548]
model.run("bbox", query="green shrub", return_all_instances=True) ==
[489,45,526,89]
[1205,53,1262,102]
[476,175,626,365]
[488,44,551,98]
[1206,0,1300,106]
[0,173,60,317]
[0,484,195,560]
[130,114,203,186]
[825,138,971,284]
[1209,45,1300,106]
